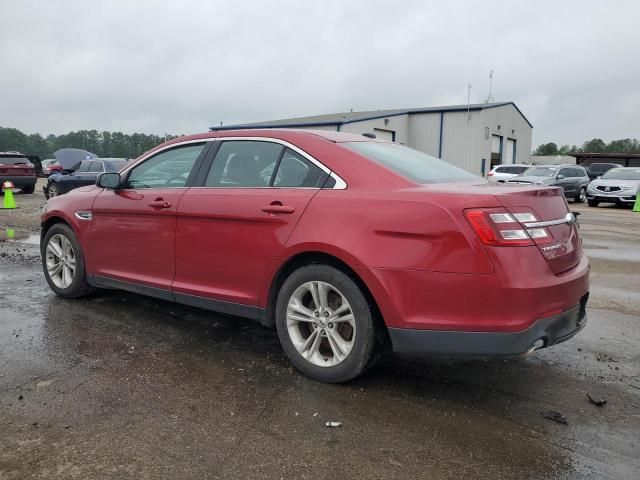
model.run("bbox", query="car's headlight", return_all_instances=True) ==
[622,185,636,190]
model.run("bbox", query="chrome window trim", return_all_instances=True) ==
[119,137,347,190]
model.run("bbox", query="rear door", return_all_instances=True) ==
[87,142,208,293]
[173,140,329,310]
[557,167,576,197]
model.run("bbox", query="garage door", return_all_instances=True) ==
[373,128,395,142]
[505,138,516,164]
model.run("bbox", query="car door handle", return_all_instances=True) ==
[261,202,295,214]
[148,199,172,209]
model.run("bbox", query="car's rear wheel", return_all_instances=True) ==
[41,223,94,298]
[275,264,379,383]
[575,187,586,203]
[587,199,599,207]
[47,183,59,198]
[22,184,35,194]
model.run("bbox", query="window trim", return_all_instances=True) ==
[120,137,347,190]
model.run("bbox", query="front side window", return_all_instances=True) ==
[89,162,104,173]
[558,168,573,177]
[205,141,284,187]
[343,142,478,184]
[76,161,92,173]
[127,143,205,189]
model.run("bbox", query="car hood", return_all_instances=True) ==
[589,178,640,188]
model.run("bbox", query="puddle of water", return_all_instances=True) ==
[0,226,40,245]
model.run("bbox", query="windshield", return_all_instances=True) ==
[342,142,479,184]
[0,156,30,165]
[106,160,128,171]
[523,166,557,177]
[602,168,640,180]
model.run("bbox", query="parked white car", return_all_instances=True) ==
[487,164,530,183]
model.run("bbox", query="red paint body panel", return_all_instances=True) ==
[174,188,318,305]
[41,129,590,339]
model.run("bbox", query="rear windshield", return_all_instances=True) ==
[523,166,557,177]
[0,156,30,165]
[342,142,478,184]
[602,168,640,180]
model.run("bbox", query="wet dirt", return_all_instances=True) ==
[0,198,639,479]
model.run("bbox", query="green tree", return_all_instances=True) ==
[582,138,606,153]
[533,142,558,156]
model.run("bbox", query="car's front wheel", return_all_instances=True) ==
[41,223,94,298]
[47,183,59,198]
[587,199,599,207]
[275,264,380,383]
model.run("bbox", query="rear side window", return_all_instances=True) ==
[206,141,283,187]
[343,142,478,184]
[273,149,327,188]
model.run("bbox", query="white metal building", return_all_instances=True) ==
[210,102,533,176]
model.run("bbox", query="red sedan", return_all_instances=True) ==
[40,130,589,382]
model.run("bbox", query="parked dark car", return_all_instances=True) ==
[44,158,128,198]
[508,165,590,202]
[0,151,37,193]
[586,162,623,181]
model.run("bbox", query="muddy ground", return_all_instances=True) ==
[1,184,639,479]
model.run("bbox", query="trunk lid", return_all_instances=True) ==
[493,185,581,274]
[0,157,34,176]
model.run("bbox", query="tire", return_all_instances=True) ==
[47,183,59,198]
[587,199,599,207]
[22,184,35,194]
[41,223,94,298]
[575,187,586,203]
[275,264,379,383]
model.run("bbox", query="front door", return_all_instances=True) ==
[173,140,329,312]
[86,142,208,293]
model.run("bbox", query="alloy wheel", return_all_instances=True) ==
[286,281,356,367]
[48,184,58,197]
[45,234,76,289]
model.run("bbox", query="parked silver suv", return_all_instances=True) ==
[508,165,590,203]
[586,167,640,207]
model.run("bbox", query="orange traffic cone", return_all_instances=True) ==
[2,181,16,209]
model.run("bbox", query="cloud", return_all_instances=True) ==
[1,0,639,148]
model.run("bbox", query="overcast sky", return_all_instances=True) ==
[1,0,638,148]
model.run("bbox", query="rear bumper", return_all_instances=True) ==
[0,176,37,188]
[389,294,588,357]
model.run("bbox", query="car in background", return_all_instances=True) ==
[586,162,623,181]
[586,167,640,207]
[40,130,589,383]
[0,151,37,193]
[508,165,590,203]
[487,164,530,183]
[41,159,63,177]
[44,158,128,198]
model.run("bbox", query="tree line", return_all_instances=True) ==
[533,138,640,156]
[0,127,180,160]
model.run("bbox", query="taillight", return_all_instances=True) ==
[464,208,553,247]
[487,172,494,176]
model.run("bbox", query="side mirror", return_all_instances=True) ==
[97,172,122,189]
[556,174,565,180]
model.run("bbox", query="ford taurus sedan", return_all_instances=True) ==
[40,130,590,382]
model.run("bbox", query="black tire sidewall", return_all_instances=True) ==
[275,264,376,383]
[41,224,92,298]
